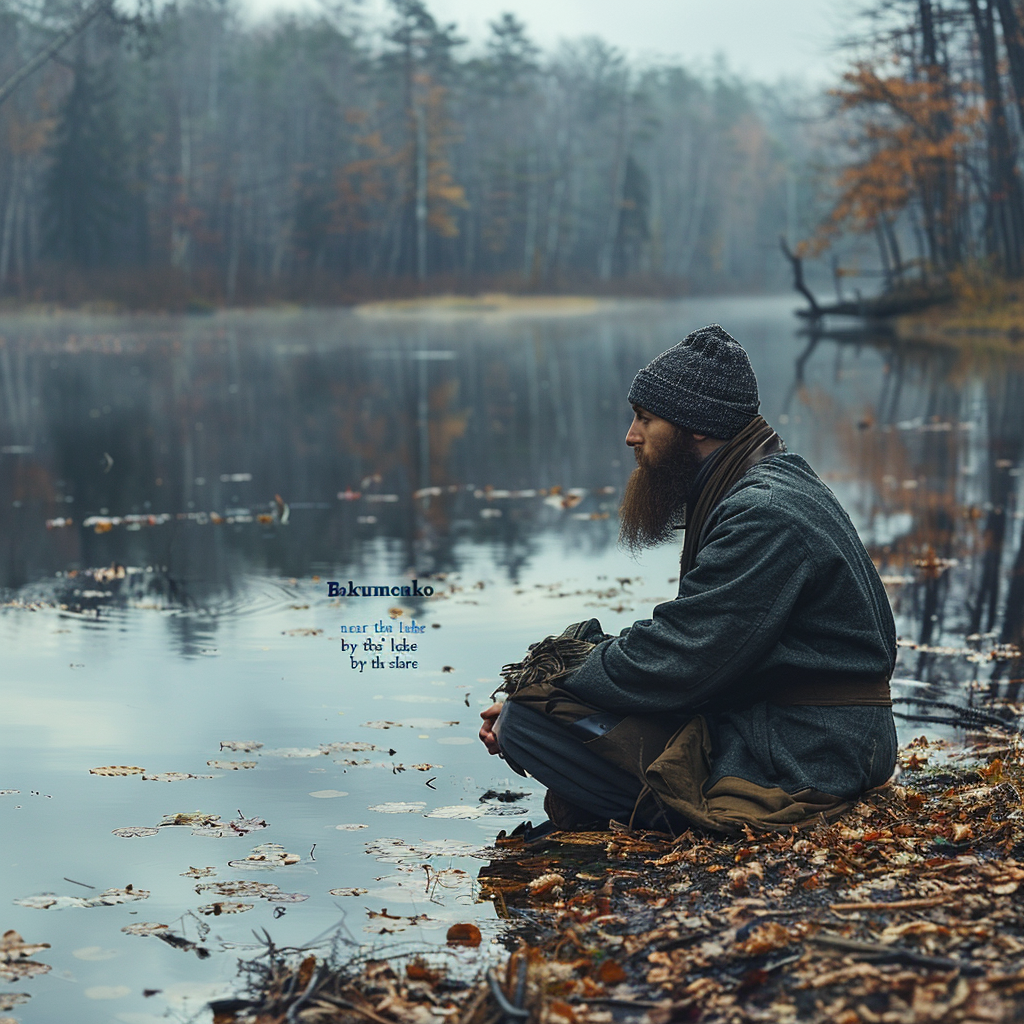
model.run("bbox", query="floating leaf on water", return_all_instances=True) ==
[180,867,216,879]
[11,896,64,911]
[14,887,149,910]
[260,747,325,758]
[0,960,50,982]
[0,790,19,796]
[142,773,213,782]
[196,880,280,898]
[283,628,323,637]
[362,721,402,730]
[364,838,484,864]
[93,887,151,905]
[265,892,308,903]
[227,843,300,869]
[309,790,349,799]
[334,824,368,831]
[121,923,169,936]
[159,812,220,828]
[90,766,145,776]
[369,802,426,814]
[191,814,269,838]
[329,887,368,897]
[206,761,257,770]
[220,741,262,752]
[0,994,30,1011]
[0,930,50,963]
[445,923,481,947]
[410,763,442,771]
[197,902,253,916]
[321,741,377,753]
[425,805,485,819]
[112,827,160,838]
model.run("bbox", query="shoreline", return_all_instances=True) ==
[217,737,1024,1024]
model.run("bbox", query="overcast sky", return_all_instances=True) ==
[244,0,847,86]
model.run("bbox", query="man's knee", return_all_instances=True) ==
[493,700,539,764]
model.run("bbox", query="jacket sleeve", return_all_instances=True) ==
[564,484,813,715]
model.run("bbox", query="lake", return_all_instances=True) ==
[1,295,1020,1024]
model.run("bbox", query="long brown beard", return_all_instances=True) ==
[618,429,703,553]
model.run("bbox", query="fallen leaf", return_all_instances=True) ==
[446,923,481,947]
[369,802,427,813]
[0,931,50,963]
[13,887,150,910]
[90,766,145,776]
[227,843,300,868]
[598,959,627,983]
[111,827,160,838]
[329,888,368,897]
[121,923,169,936]
[197,902,253,916]
[142,773,213,782]
[206,761,257,770]
[425,805,485,819]
[528,873,565,897]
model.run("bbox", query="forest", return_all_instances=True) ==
[816,0,1024,297]
[0,0,814,306]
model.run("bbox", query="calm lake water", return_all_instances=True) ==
[1,296,1021,1023]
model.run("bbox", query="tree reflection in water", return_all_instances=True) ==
[0,306,1022,713]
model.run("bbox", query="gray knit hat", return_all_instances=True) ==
[627,324,759,439]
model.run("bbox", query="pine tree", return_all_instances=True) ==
[44,54,130,267]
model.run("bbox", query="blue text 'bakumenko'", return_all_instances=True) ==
[326,580,435,597]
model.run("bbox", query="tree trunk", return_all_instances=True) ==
[0,155,21,288]
[918,0,960,270]
[969,0,1024,276]
[598,83,630,281]
[414,100,428,282]
[994,0,1024,121]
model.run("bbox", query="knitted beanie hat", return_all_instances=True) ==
[626,324,760,439]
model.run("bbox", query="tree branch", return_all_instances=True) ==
[0,0,110,110]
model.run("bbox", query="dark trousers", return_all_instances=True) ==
[494,701,647,824]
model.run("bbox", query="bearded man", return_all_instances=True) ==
[478,324,898,835]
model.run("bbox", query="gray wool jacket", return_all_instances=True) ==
[565,451,899,799]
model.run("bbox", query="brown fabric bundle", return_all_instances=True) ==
[642,714,854,833]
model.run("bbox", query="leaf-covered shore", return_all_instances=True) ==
[212,735,1024,1024]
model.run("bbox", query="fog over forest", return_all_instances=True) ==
[0,0,822,306]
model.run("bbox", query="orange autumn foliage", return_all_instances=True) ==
[813,64,980,256]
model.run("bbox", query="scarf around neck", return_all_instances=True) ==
[680,414,780,577]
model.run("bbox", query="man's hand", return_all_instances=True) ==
[479,702,503,755]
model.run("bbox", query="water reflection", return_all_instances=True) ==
[1,299,1024,1022]
[2,304,1024,677]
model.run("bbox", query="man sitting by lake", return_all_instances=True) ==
[478,324,898,834]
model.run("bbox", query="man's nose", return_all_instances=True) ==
[625,417,642,447]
